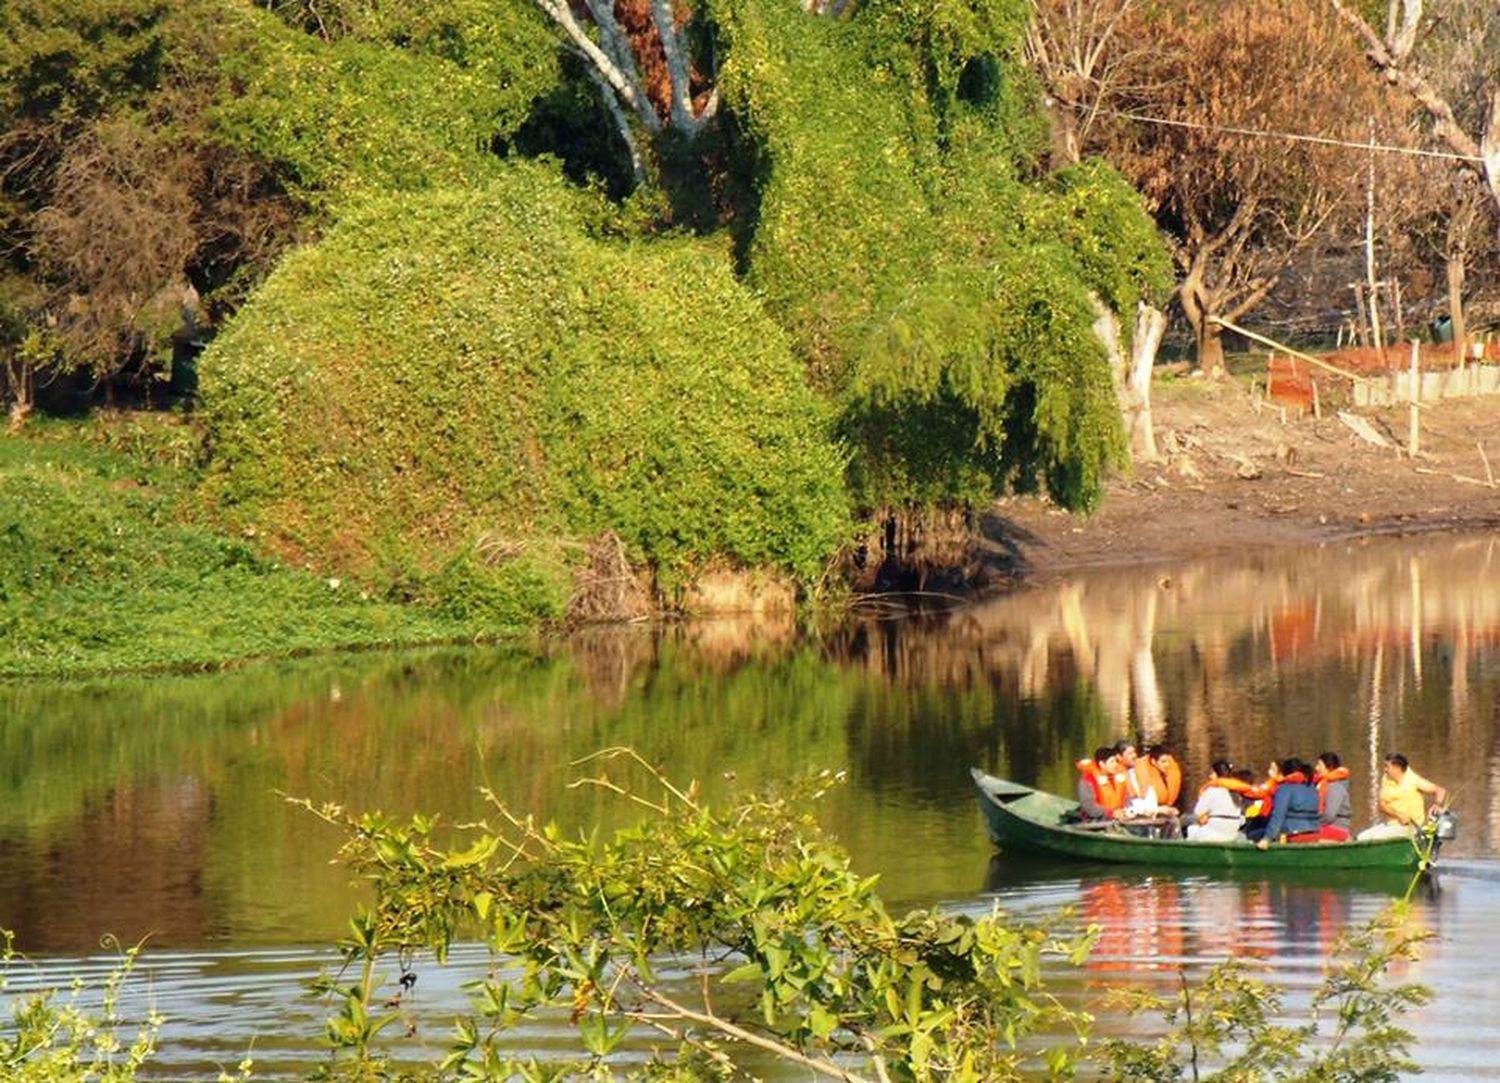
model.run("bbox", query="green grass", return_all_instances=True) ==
[0,415,510,678]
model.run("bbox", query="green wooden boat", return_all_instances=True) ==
[972,769,1439,871]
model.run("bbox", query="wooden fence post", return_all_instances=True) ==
[1408,340,1420,457]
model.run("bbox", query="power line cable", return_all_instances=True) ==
[1105,110,1485,164]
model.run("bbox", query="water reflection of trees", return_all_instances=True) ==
[2,530,1498,949]
[844,533,1500,848]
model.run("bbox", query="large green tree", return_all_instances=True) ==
[716,0,1170,511]
[0,0,560,411]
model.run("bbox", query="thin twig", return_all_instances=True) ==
[850,590,970,605]
[1480,441,1495,487]
[570,747,700,810]
[1413,467,1496,488]
[567,775,671,815]
[858,1032,895,1083]
[1180,971,1199,1083]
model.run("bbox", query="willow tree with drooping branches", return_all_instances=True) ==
[712,0,1171,521]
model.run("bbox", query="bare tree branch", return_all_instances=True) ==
[532,0,660,133]
[1325,0,1500,217]
[630,986,878,1083]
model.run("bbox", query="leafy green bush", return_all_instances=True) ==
[207,1,558,206]
[201,160,850,604]
[0,932,164,1083]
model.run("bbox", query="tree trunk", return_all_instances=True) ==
[1195,320,1226,379]
[5,363,34,433]
[1446,247,1467,363]
[1179,270,1226,378]
[1091,295,1123,381]
[1127,302,1166,460]
[1484,88,1500,223]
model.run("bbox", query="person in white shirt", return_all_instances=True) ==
[1186,760,1247,842]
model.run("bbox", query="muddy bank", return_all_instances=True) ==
[982,379,1500,583]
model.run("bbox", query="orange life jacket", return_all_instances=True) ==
[1145,758,1183,806]
[1246,774,1283,818]
[1200,775,1265,815]
[1200,776,1262,799]
[1077,759,1124,813]
[1316,766,1350,813]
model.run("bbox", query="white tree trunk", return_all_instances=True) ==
[1127,302,1166,461]
[1484,90,1500,225]
[1094,296,1164,463]
[534,0,657,133]
[651,0,720,136]
[532,0,719,186]
[1092,294,1124,383]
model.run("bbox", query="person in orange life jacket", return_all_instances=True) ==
[1185,759,1245,841]
[1142,744,1183,808]
[1077,747,1125,821]
[1256,758,1322,848]
[1314,751,1352,841]
[1114,740,1155,811]
[1241,760,1282,842]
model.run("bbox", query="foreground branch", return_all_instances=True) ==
[632,987,877,1083]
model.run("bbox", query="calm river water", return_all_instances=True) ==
[4,530,1500,1078]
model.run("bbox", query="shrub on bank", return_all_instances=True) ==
[200,160,850,613]
[0,420,494,677]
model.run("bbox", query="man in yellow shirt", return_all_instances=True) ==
[1358,752,1447,840]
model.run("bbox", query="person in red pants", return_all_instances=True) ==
[1314,752,1351,841]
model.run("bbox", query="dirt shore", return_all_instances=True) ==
[987,377,1500,581]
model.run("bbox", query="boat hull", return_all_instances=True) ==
[971,769,1432,871]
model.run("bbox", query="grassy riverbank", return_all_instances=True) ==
[0,415,499,678]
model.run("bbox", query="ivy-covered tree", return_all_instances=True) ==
[716,0,1171,512]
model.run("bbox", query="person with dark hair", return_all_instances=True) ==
[1358,752,1447,840]
[1186,759,1244,841]
[1113,739,1160,817]
[1256,757,1321,848]
[1114,740,1147,801]
[1314,751,1352,840]
[1076,747,1124,821]
[1143,744,1183,808]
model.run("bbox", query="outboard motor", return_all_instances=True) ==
[1418,809,1459,869]
[1433,810,1459,843]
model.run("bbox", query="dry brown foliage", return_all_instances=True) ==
[566,531,655,623]
[1030,0,1418,372]
[31,100,300,377]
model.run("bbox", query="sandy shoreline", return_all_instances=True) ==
[987,379,1500,582]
